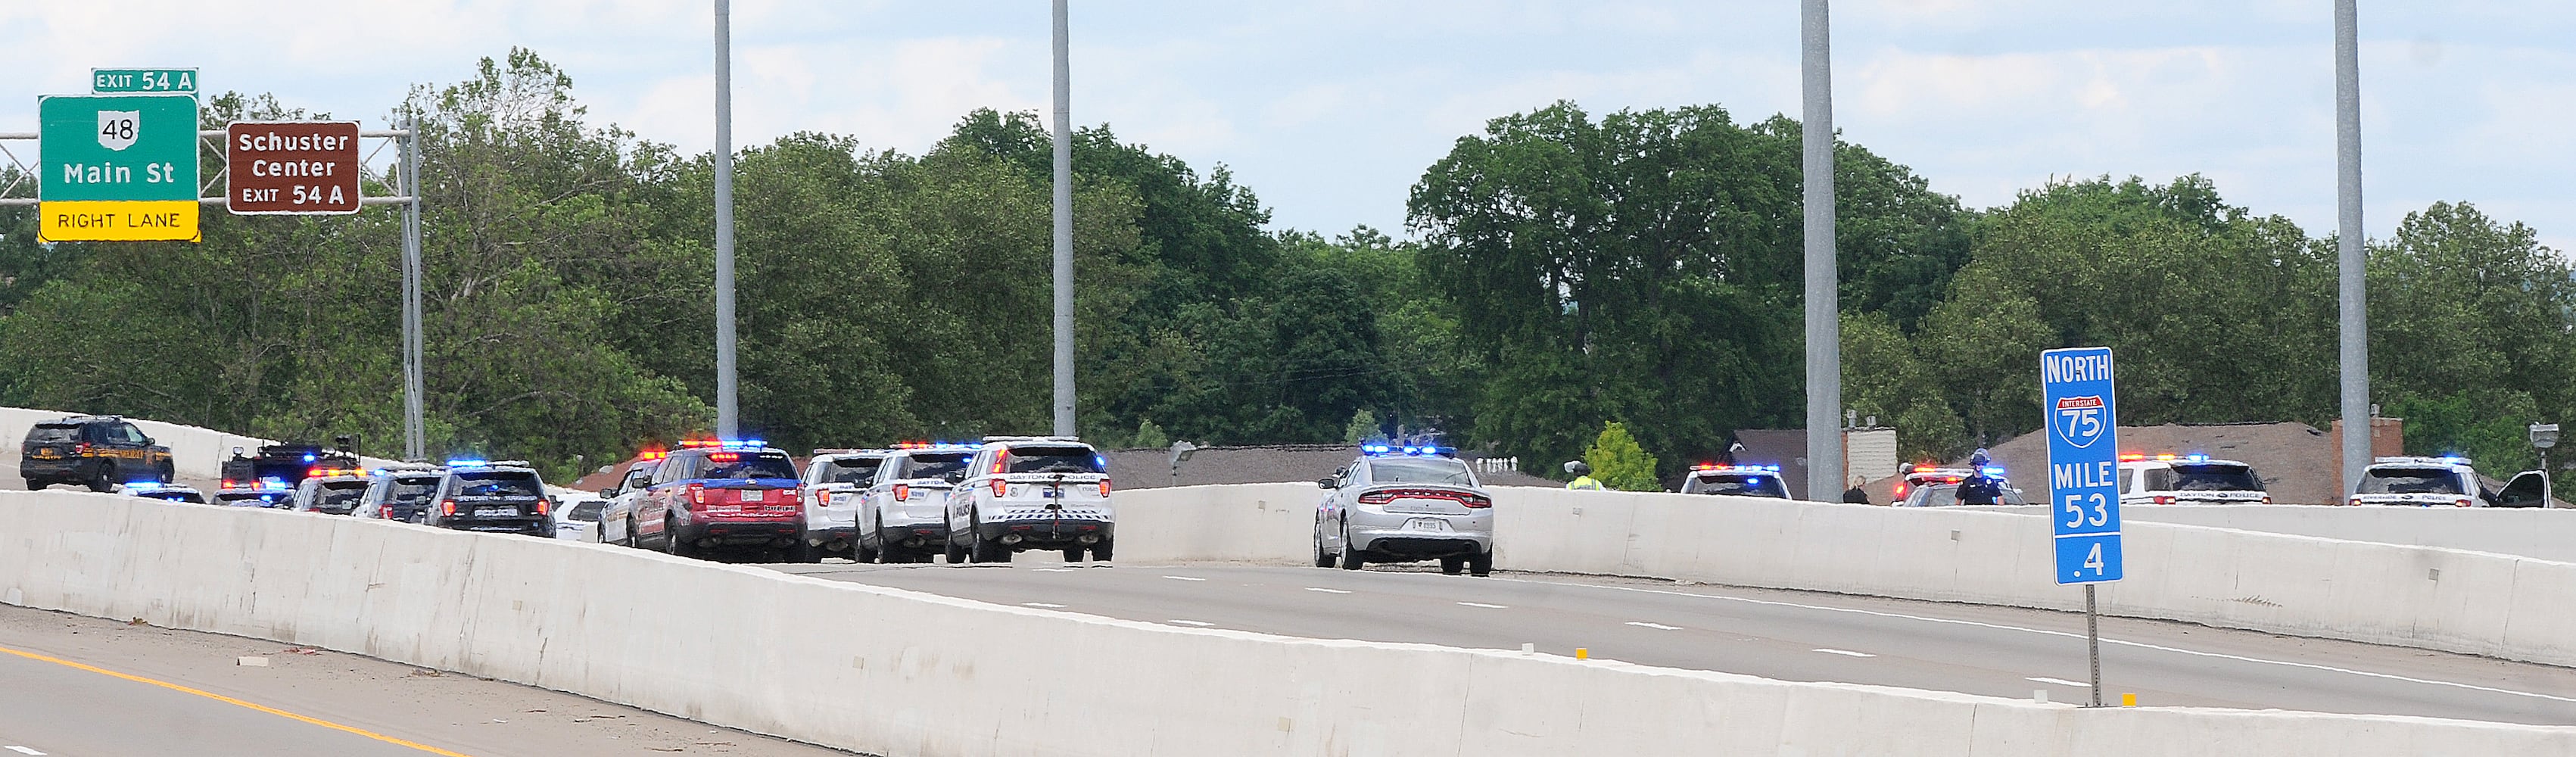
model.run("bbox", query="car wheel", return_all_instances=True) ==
[1313,533,1335,568]
[788,538,819,564]
[1090,541,1111,562]
[1338,526,1364,571]
[945,539,966,564]
[665,520,698,559]
[86,469,114,493]
[971,537,1010,563]
[157,464,175,484]
[23,478,43,491]
[1061,547,1085,562]
[1468,550,1494,577]
[1441,556,1466,575]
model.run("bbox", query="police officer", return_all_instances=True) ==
[1956,448,2004,506]
[1564,461,1605,491]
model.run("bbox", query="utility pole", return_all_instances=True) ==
[1801,0,1843,500]
[1050,0,1077,438]
[401,120,425,462]
[2335,0,2369,494]
[713,0,741,439]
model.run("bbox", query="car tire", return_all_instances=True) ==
[1061,547,1085,562]
[156,464,175,484]
[1441,556,1466,575]
[789,539,820,564]
[945,540,967,564]
[972,537,1011,563]
[1090,541,1111,562]
[86,469,114,493]
[1313,534,1335,568]
[23,478,43,491]
[665,520,698,559]
[1468,550,1494,577]
[1338,526,1364,571]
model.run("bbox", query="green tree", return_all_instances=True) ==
[1583,421,1661,491]
[1342,408,1381,444]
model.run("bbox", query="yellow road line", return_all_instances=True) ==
[0,643,477,756]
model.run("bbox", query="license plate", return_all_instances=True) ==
[742,490,765,502]
[1406,518,1453,532]
[1040,488,1061,498]
[33,450,58,459]
[475,507,515,518]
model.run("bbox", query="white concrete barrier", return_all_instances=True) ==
[1981,503,2576,563]
[2,491,2569,756]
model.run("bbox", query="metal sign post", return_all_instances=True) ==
[2042,346,2123,707]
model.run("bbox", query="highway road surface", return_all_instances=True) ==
[0,605,860,757]
[777,560,2576,726]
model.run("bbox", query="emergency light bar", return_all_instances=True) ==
[677,439,767,450]
[1360,444,1452,456]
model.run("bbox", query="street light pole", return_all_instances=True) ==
[1801,0,1843,501]
[1049,0,1077,438]
[713,0,740,439]
[2334,0,2369,494]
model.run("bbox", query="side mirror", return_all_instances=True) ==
[943,471,967,484]
[1316,478,1338,490]
[597,488,618,498]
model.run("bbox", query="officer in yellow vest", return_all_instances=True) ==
[1565,460,1605,491]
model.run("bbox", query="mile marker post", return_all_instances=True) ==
[2042,347,2123,707]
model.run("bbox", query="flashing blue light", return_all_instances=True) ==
[1980,466,2007,477]
[302,453,317,463]
[445,458,489,467]
[1764,465,1782,472]
[123,481,166,492]
[2186,454,2208,463]
[1746,477,1761,485]
[2439,456,2468,465]
[1361,444,1391,453]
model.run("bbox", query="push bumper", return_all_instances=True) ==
[876,521,949,548]
[1351,523,1490,558]
[976,517,1113,547]
[677,519,802,546]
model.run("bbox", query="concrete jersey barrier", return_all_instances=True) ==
[1,492,2570,756]
[1979,503,2576,564]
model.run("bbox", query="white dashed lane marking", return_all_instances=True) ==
[1456,602,1508,609]
[2029,677,2091,687]
[1626,621,1682,631]
[1161,575,1207,581]
[1811,648,1877,658]
[1168,620,1215,627]
[1022,602,1067,609]
[8,746,48,755]
[1304,587,1352,594]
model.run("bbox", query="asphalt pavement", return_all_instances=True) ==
[774,560,2576,726]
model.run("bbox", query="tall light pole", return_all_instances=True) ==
[2335,0,2368,492]
[713,0,741,439]
[1049,0,1077,438]
[1801,0,1843,500]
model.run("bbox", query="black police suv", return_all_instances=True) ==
[21,416,174,491]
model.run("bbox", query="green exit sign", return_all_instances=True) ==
[92,68,197,94]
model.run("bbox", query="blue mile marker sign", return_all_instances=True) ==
[2042,347,2123,584]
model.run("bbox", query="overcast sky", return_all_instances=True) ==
[3,1,2568,251]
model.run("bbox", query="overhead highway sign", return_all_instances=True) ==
[37,93,201,242]
[226,121,362,215]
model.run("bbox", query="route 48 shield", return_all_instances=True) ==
[97,110,139,151]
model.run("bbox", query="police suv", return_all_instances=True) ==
[357,465,445,522]
[1678,463,1790,497]
[796,449,891,562]
[633,440,802,559]
[21,415,174,491]
[861,444,977,563]
[423,459,556,536]
[945,437,1113,563]
[2118,453,2269,506]
[1313,444,1494,575]
[292,467,375,516]
[1895,464,2031,507]
[2348,456,2518,507]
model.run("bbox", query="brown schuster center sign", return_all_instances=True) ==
[226,120,361,215]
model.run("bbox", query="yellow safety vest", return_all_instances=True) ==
[1567,475,1605,491]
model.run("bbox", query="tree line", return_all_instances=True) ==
[0,49,2567,493]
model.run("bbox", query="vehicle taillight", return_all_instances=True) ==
[1098,479,1112,497]
[73,442,92,456]
[1463,494,1492,509]
[440,499,456,516]
[893,484,911,500]
[991,478,1008,497]
[2454,497,2473,508]
[382,505,395,519]
[2262,497,2273,505]
[687,483,706,511]
[1357,491,1394,505]
[2345,497,2362,506]
[2154,496,2174,506]
[536,498,551,516]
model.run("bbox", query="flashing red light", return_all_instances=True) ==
[708,452,741,463]
[1098,479,1113,497]
[1912,464,1938,473]
[2118,453,2148,462]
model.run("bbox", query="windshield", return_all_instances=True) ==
[1368,457,1476,485]
[1911,484,2028,506]
[702,451,797,480]
[27,425,80,444]
[311,481,368,512]
[896,452,972,480]
[1690,474,1789,498]
[2358,468,2465,495]
[453,471,544,498]
[1003,447,1104,475]
[2170,463,2263,492]
[817,457,885,484]
[568,501,605,521]
[384,476,440,503]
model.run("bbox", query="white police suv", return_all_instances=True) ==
[2118,453,2269,506]
[796,449,891,562]
[1313,444,1494,575]
[944,437,1113,563]
[862,443,977,563]
[2350,456,2485,507]
[1678,463,1789,497]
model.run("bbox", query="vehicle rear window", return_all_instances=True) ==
[27,425,80,444]
[2358,468,2465,495]
[1691,474,1789,498]
[1911,484,2029,507]
[568,501,606,520]
[453,471,544,497]
[387,476,440,502]
[817,457,884,484]
[1368,457,1475,484]
[2170,463,2263,492]
[1003,447,1104,475]
[701,451,797,480]
[897,452,972,479]
[313,482,368,511]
